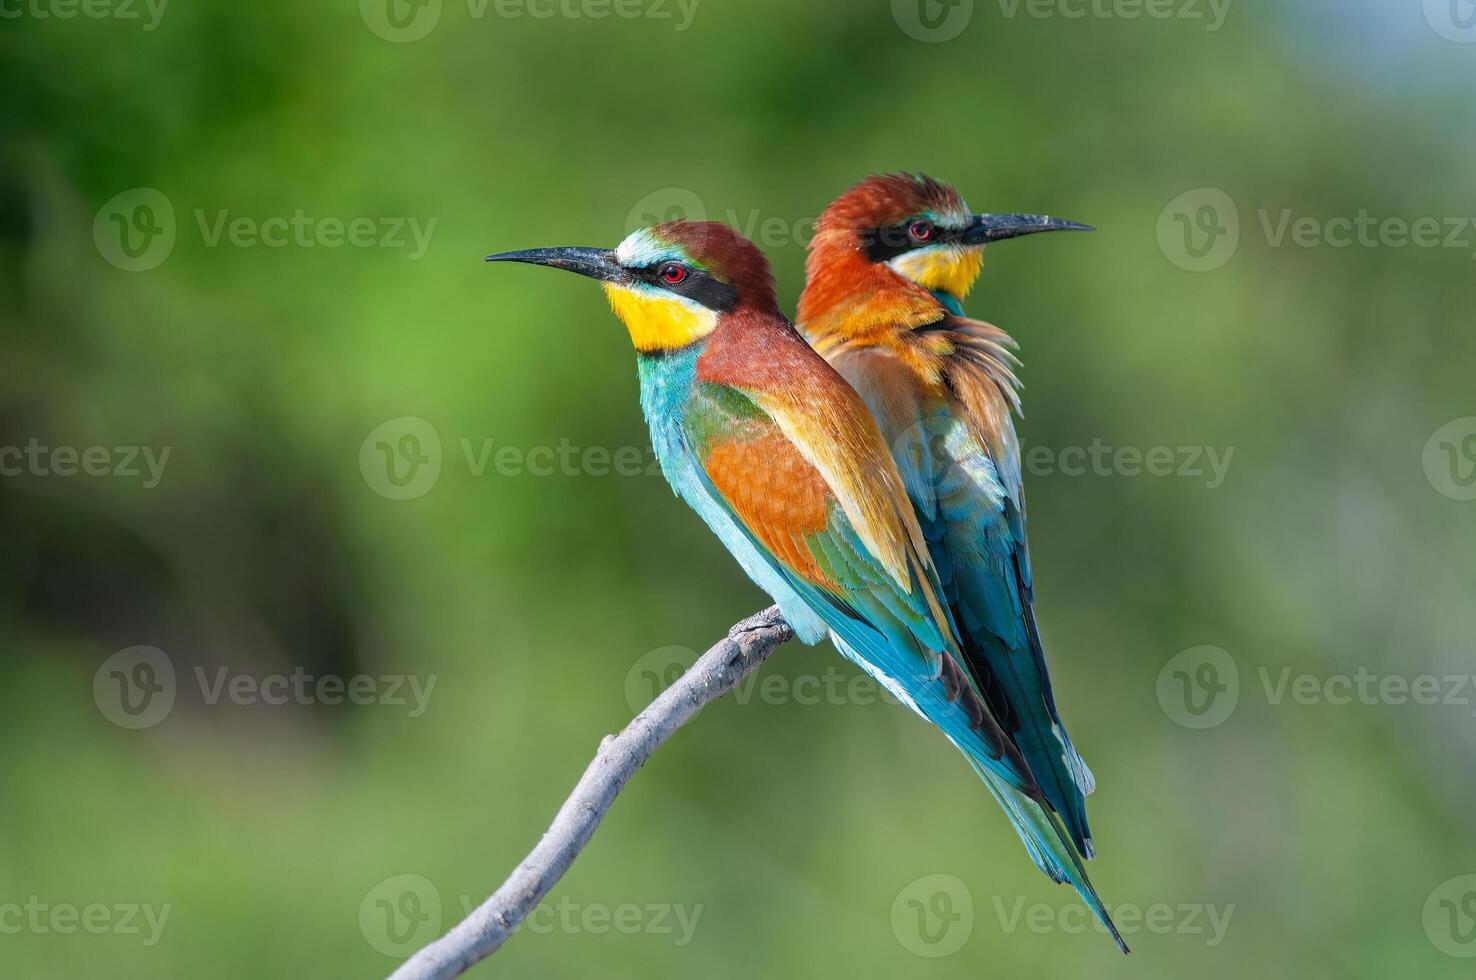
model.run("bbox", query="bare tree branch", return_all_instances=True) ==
[387,606,794,980]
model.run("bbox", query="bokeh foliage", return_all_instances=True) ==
[2,0,1474,976]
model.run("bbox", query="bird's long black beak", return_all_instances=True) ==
[483,245,627,283]
[962,214,1094,245]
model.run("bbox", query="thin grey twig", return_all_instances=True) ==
[387,606,794,980]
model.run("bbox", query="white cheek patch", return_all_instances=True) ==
[887,244,957,279]
[887,241,987,297]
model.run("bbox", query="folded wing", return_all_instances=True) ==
[830,313,1099,857]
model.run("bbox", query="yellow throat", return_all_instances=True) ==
[603,283,718,353]
[889,246,986,299]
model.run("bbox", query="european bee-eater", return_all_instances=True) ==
[797,172,1109,906]
[485,219,1123,952]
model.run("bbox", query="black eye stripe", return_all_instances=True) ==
[862,220,962,263]
[630,264,737,313]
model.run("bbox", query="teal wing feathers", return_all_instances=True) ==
[638,350,1123,951]
[932,418,1097,856]
[831,338,1098,859]
[669,376,1039,797]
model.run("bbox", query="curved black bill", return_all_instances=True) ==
[483,246,626,283]
[963,214,1094,245]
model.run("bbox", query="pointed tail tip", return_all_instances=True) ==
[1083,890,1129,953]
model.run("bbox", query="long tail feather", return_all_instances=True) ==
[959,747,1128,954]
[829,635,1126,953]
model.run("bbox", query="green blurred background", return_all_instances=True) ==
[3,0,1475,976]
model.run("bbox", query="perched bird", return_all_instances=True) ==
[487,219,1124,951]
[797,173,1104,880]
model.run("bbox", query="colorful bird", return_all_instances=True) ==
[486,219,1124,952]
[797,172,1109,906]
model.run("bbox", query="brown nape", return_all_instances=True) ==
[650,220,780,314]
[797,174,963,337]
[696,304,853,392]
[814,172,967,238]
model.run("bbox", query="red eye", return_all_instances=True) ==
[660,263,687,284]
[909,220,934,242]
